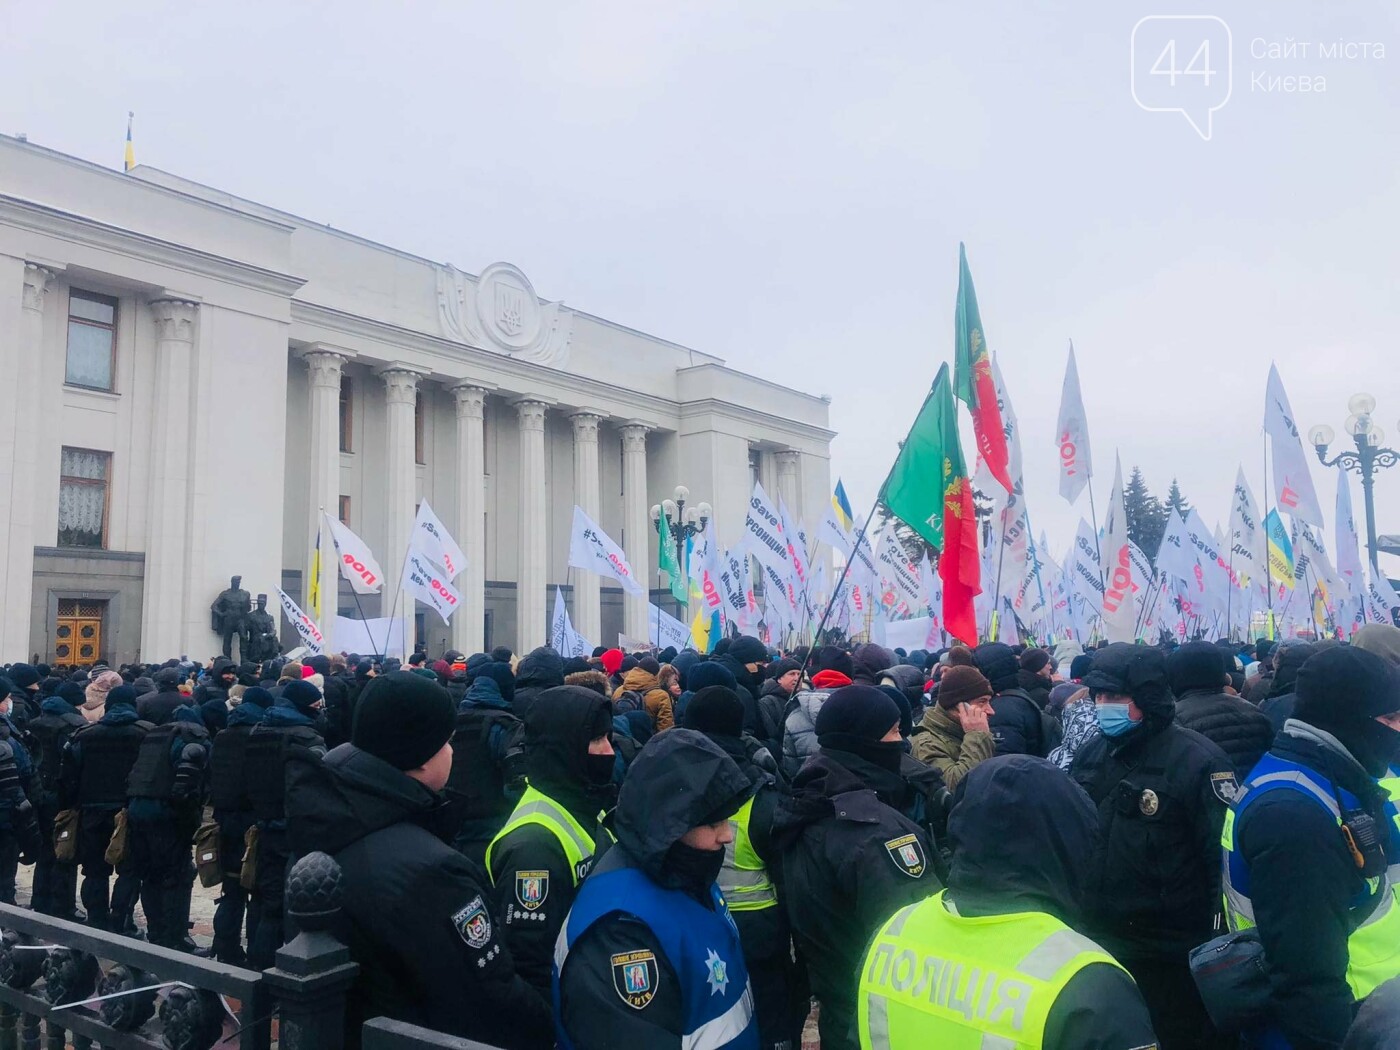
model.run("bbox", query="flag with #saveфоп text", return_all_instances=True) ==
[953,244,1012,494]
[885,363,980,644]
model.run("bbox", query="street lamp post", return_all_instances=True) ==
[1309,393,1400,573]
[650,485,712,590]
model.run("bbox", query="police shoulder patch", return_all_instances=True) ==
[884,833,926,878]
[1210,771,1240,805]
[515,870,549,911]
[451,895,493,949]
[611,949,658,1010]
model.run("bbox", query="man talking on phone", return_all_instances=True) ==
[910,665,996,792]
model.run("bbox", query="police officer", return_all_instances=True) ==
[58,684,149,932]
[447,661,525,865]
[486,684,615,995]
[287,671,551,1050]
[1224,646,1400,1047]
[0,684,37,905]
[1069,643,1235,1050]
[772,685,940,1050]
[125,700,210,949]
[554,729,759,1050]
[27,681,87,918]
[207,685,272,963]
[244,679,325,969]
[685,685,805,1050]
[858,755,1159,1049]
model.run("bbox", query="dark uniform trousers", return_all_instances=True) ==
[211,811,259,963]
[78,807,138,931]
[128,809,199,948]
[247,825,292,970]
[31,798,78,916]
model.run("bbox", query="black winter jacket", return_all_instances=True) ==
[510,647,564,722]
[287,745,551,1050]
[1174,687,1275,777]
[1236,724,1394,1049]
[987,687,1047,757]
[1070,716,1236,956]
[772,751,938,1050]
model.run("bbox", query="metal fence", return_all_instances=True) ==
[0,852,503,1049]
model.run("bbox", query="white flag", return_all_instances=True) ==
[743,483,793,580]
[410,499,467,581]
[550,588,591,658]
[402,548,462,624]
[567,506,644,596]
[818,501,853,556]
[875,525,924,613]
[326,514,385,594]
[1364,572,1400,626]
[1156,510,1196,586]
[1335,473,1363,587]
[1101,456,1137,642]
[1056,342,1093,504]
[1068,519,1105,616]
[716,546,751,630]
[779,498,809,592]
[1228,467,1268,595]
[648,603,691,651]
[276,587,324,654]
[1264,365,1324,526]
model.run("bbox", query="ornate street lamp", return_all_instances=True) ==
[650,486,712,583]
[1310,392,1400,572]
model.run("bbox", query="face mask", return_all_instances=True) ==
[1351,719,1400,778]
[583,752,616,787]
[664,839,726,890]
[1096,702,1141,738]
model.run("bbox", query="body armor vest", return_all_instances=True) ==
[75,722,150,807]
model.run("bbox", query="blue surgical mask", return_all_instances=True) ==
[1096,702,1140,738]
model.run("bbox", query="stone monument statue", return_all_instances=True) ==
[210,575,252,661]
[246,593,280,663]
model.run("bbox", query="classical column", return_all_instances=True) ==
[619,423,651,642]
[775,449,802,515]
[514,399,550,652]
[302,346,351,651]
[142,299,199,658]
[380,366,421,655]
[569,411,605,648]
[0,264,54,659]
[451,384,489,655]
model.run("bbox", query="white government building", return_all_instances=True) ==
[0,135,834,666]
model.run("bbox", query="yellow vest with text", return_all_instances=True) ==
[485,785,598,887]
[719,795,777,912]
[857,890,1127,1050]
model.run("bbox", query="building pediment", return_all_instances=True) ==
[436,260,573,369]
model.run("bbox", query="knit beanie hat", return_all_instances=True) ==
[282,680,322,714]
[278,662,304,682]
[352,671,456,772]
[106,685,137,709]
[7,664,37,689]
[815,684,901,748]
[1069,654,1094,681]
[937,666,994,709]
[683,686,746,737]
[685,661,737,693]
[57,682,86,706]
[600,649,625,676]
[946,645,976,668]
[241,687,274,709]
[768,657,801,680]
[1019,649,1051,674]
[475,661,516,703]
[1354,624,1400,668]
[1167,641,1228,694]
[638,656,662,675]
[729,636,769,665]
[813,645,855,679]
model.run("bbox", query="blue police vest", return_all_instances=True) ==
[553,861,758,1050]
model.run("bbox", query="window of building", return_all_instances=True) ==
[415,391,426,465]
[749,447,763,491]
[58,447,111,548]
[65,290,118,391]
[339,375,353,452]
[339,495,351,525]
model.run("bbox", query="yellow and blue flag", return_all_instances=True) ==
[123,112,135,172]
[1265,509,1294,591]
[308,523,323,620]
[832,480,854,532]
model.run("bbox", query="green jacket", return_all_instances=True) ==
[910,704,995,792]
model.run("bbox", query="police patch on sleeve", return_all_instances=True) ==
[611,950,658,1009]
[514,870,549,911]
[452,895,493,949]
[1210,771,1240,805]
[884,834,926,878]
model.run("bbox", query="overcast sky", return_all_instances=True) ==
[3,0,1398,570]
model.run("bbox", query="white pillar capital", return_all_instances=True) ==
[619,422,651,454]
[301,346,353,390]
[569,410,604,441]
[378,366,422,407]
[513,398,550,432]
[450,383,490,419]
[150,299,199,341]
[21,263,54,312]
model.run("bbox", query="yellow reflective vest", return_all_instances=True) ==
[858,890,1127,1049]
[486,785,599,886]
[719,795,777,912]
